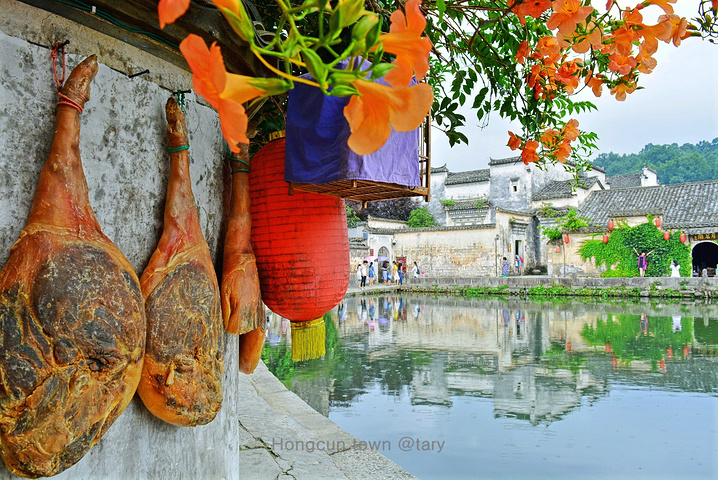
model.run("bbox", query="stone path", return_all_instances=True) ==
[237,363,417,480]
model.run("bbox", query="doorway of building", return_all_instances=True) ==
[692,241,718,276]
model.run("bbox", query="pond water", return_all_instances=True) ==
[262,295,718,480]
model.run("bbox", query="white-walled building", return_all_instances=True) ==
[349,158,718,277]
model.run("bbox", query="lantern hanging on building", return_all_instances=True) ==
[664,231,670,241]
[564,234,570,244]
[602,234,609,244]
[556,246,561,254]
[608,220,614,230]
[680,233,687,243]
[654,217,662,227]
[249,134,349,359]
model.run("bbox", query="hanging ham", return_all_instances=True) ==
[137,98,224,426]
[221,144,263,337]
[0,56,146,478]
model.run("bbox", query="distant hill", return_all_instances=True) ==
[593,138,718,185]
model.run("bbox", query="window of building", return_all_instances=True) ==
[510,179,519,193]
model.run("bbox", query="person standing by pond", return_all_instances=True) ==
[411,261,420,279]
[360,261,368,289]
[392,261,400,284]
[502,257,510,277]
[368,261,375,286]
[670,260,681,277]
[632,247,654,277]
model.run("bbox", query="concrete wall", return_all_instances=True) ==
[0,3,246,478]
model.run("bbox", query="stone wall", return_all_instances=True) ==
[393,225,502,277]
[0,2,245,478]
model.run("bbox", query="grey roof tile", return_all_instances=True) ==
[578,180,718,230]
[445,199,491,211]
[532,181,574,201]
[489,156,522,166]
[488,157,605,173]
[445,169,490,185]
[606,173,642,189]
[532,177,601,201]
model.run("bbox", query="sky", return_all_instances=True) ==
[431,1,718,173]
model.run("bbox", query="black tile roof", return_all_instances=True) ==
[431,164,449,173]
[532,177,602,201]
[532,180,574,201]
[606,173,642,189]
[578,180,718,232]
[445,169,490,185]
[366,224,497,234]
[445,199,491,211]
[489,156,522,166]
[488,157,606,173]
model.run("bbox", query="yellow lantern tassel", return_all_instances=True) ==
[290,318,326,362]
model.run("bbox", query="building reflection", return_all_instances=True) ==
[263,295,718,425]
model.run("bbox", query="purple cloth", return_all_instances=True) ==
[285,73,421,186]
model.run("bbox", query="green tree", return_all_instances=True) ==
[407,207,436,228]
[540,207,589,241]
[346,204,361,228]
[594,138,718,184]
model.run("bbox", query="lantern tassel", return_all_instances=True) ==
[290,318,326,362]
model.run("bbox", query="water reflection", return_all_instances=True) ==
[263,295,718,479]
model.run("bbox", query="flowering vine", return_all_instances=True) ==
[158,0,433,155]
[503,0,709,165]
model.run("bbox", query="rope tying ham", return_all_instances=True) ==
[52,41,83,113]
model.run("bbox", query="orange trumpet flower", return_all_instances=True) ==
[508,131,523,151]
[509,0,553,25]
[379,0,433,88]
[546,0,594,36]
[179,34,269,152]
[561,119,580,141]
[343,80,433,155]
[659,14,689,46]
[158,0,190,28]
[521,140,540,165]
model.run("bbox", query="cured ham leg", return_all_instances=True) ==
[221,145,263,337]
[0,56,146,478]
[137,98,223,426]
[238,317,267,374]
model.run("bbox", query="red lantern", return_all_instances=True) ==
[680,233,687,243]
[608,220,614,230]
[564,234,570,244]
[654,217,661,227]
[664,231,670,241]
[556,246,561,254]
[249,137,349,322]
[603,234,609,243]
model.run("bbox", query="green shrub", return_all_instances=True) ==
[579,219,691,277]
[408,207,437,228]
